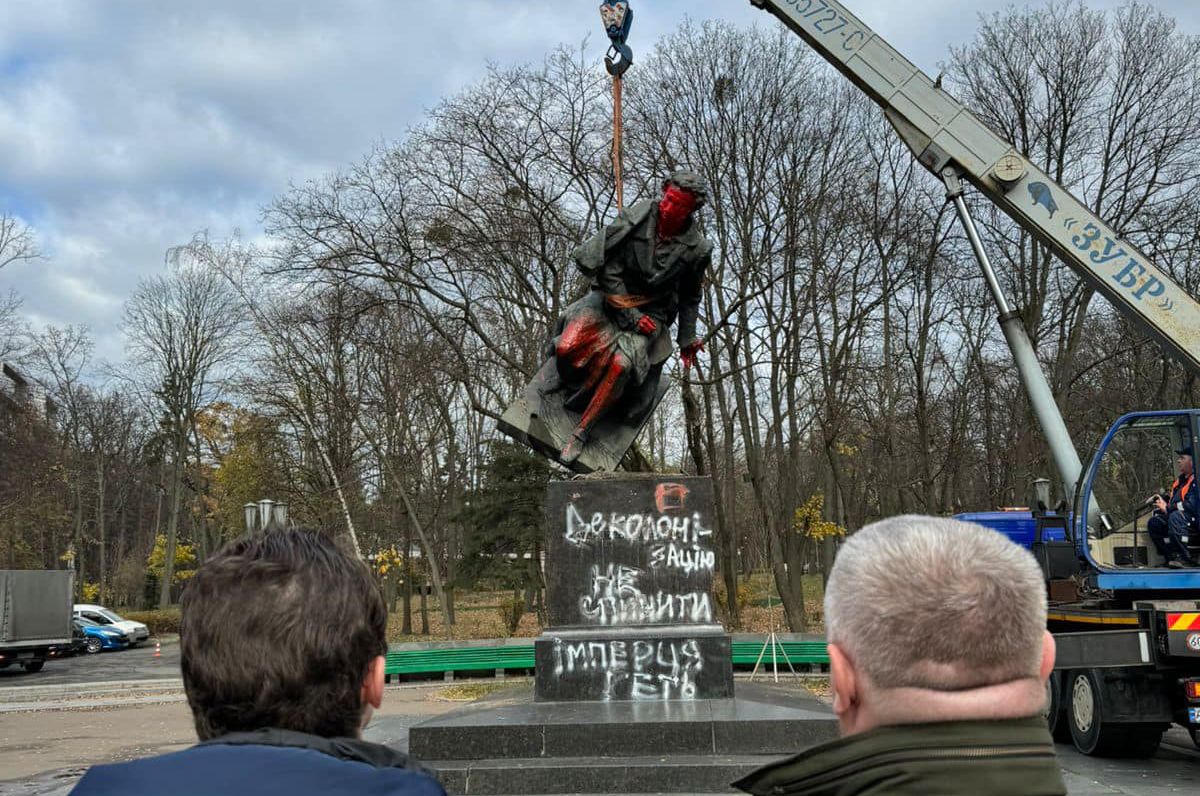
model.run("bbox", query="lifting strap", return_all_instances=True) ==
[613,76,624,211]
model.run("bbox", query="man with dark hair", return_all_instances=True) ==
[71,529,445,796]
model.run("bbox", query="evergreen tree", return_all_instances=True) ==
[457,442,553,598]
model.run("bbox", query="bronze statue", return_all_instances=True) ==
[499,170,713,472]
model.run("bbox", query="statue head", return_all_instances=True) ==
[663,169,708,208]
[658,169,707,238]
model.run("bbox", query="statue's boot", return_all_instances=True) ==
[560,427,590,465]
[560,354,628,466]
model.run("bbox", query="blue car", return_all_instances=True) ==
[73,617,129,654]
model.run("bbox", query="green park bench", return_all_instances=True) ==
[385,644,537,681]
[730,640,829,668]
[384,638,829,681]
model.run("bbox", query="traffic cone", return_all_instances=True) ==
[153,641,161,658]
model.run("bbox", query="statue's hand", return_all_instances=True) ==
[636,315,657,336]
[681,339,704,370]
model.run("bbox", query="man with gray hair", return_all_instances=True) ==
[736,515,1066,795]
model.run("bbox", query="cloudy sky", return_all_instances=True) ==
[2,0,1199,364]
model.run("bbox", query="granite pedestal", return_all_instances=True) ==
[408,476,833,794]
[409,682,837,794]
[535,476,734,702]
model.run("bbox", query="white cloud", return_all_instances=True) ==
[0,0,1198,367]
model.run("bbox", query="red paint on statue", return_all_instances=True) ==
[657,185,697,239]
[557,316,614,371]
[578,352,627,433]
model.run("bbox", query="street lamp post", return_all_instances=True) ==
[244,499,289,535]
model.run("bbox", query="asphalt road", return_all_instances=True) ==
[0,637,181,688]
[1058,736,1200,795]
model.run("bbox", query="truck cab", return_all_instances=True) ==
[1074,411,1200,590]
[1028,411,1200,756]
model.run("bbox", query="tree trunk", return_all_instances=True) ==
[401,527,413,636]
[683,374,740,628]
[159,437,185,609]
[73,486,84,603]
[419,580,429,635]
[354,419,453,631]
[96,455,106,604]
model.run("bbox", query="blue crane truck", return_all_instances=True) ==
[960,411,1200,756]
[747,0,1200,757]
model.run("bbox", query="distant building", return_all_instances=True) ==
[0,362,56,421]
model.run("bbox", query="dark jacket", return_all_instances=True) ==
[1165,472,1197,520]
[573,198,713,346]
[69,728,446,796]
[733,717,1065,796]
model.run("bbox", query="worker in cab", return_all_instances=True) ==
[1148,447,1197,569]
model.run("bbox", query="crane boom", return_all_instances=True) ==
[750,0,1200,373]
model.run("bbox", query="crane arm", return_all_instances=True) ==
[750,0,1200,373]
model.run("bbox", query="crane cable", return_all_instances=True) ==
[600,2,633,211]
[613,76,624,211]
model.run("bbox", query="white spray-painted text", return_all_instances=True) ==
[551,637,704,700]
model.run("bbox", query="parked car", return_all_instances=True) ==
[48,622,87,658]
[73,604,149,646]
[73,617,129,654]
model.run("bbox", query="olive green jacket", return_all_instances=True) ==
[734,717,1066,796]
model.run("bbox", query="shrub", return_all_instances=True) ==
[497,594,524,636]
[122,607,183,637]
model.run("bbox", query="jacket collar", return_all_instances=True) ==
[202,727,434,776]
[734,716,1059,795]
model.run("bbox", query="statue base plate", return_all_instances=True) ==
[497,359,669,473]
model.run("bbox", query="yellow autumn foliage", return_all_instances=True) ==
[372,545,405,578]
[792,493,845,541]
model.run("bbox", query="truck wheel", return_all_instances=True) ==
[22,660,44,673]
[1067,669,1162,757]
[85,637,103,654]
[1045,671,1071,742]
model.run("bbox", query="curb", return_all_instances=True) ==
[0,692,188,714]
[0,678,183,703]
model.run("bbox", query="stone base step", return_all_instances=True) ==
[410,682,835,761]
[431,753,774,795]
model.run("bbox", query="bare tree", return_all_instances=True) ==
[30,326,94,596]
[0,214,37,271]
[124,246,242,607]
[947,0,1200,488]
[0,291,25,363]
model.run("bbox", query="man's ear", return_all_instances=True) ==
[1039,630,1056,682]
[361,654,386,711]
[828,642,857,718]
